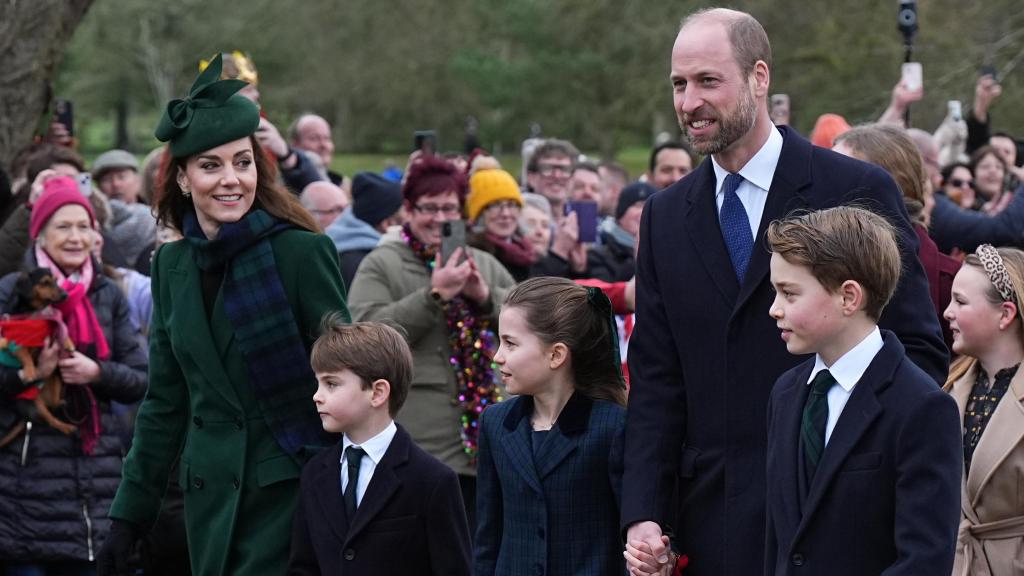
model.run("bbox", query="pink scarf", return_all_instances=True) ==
[34,245,108,455]
[34,246,110,360]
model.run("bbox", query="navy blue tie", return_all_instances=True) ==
[719,173,753,282]
[343,446,365,518]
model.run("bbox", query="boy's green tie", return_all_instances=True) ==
[802,370,836,484]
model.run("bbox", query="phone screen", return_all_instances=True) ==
[54,99,74,136]
[901,62,923,92]
[414,130,437,155]
[566,201,599,243]
[440,219,466,264]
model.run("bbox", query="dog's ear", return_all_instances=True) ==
[15,271,33,301]
[27,268,52,285]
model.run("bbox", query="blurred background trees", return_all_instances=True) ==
[4,0,1022,165]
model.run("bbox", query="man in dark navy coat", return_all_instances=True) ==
[620,8,949,576]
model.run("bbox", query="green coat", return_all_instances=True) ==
[109,230,349,576]
[347,230,516,476]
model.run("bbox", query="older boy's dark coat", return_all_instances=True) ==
[765,332,961,575]
[288,423,470,576]
[473,393,626,576]
[622,126,949,575]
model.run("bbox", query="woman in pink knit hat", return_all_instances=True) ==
[0,175,148,575]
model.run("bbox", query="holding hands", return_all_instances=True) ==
[624,521,687,575]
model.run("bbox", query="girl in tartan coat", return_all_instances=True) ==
[474,276,627,576]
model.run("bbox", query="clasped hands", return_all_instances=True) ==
[431,248,489,305]
[624,521,682,575]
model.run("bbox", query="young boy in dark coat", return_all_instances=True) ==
[763,206,962,575]
[288,317,471,575]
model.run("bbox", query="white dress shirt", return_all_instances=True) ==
[340,421,398,507]
[712,125,784,237]
[807,327,884,445]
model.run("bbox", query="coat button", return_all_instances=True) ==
[537,527,545,539]
[533,564,544,576]
[791,553,805,566]
[193,476,204,489]
[235,417,244,430]
[193,416,203,428]
[232,476,240,489]
[343,548,355,561]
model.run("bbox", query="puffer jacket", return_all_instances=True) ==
[0,257,148,563]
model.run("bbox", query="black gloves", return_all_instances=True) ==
[96,518,143,576]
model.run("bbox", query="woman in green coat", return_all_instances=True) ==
[97,54,349,576]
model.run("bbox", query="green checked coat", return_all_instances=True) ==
[109,229,349,576]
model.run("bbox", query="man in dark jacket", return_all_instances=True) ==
[325,172,405,288]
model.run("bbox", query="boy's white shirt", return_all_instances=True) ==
[807,326,884,445]
[340,420,398,507]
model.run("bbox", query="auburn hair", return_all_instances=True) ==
[154,134,319,233]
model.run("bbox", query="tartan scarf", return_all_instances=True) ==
[184,209,325,461]
[401,224,502,462]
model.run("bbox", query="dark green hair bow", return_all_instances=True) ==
[155,53,260,158]
[585,286,627,389]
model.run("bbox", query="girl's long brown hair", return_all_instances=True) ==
[503,276,626,406]
[155,134,319,234]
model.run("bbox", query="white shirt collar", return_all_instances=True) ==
[808,327,884,392]
[712,125,784,195]
[341,420,397,466]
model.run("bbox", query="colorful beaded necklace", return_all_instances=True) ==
[401,224,503,461]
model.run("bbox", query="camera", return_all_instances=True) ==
[897,0,917,40]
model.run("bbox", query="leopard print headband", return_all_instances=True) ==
[975,244,1018,304]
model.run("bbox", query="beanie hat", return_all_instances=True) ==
[92,149,139,180]
[155,53,261,158]
[809,113,851,148]
[30,176,96,240]
[616,181,658,220]
[466,168,523,222]
[352,172,403,227]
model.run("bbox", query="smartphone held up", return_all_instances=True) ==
[565,200,599,244]
[440,219,467,265]
[901,62,922,92]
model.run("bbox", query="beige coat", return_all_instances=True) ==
[347,229,515,476]
[945,364,1024,576]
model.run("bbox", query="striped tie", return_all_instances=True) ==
[802,370,836,483]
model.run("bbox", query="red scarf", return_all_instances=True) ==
[484,232,537,269]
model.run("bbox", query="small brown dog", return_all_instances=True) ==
[0,268,77,448]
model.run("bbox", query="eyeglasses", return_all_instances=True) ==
[485,200,521,213]
[537,163,572,177]
[413,203,462,216]
[949,178,974,189]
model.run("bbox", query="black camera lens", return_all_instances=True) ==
[897,0,918,36]
[898,8,916,27]
[443,222,451,235]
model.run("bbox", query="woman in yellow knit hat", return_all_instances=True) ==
[466,156,537,281]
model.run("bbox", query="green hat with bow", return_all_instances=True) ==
[155,53,260,158]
